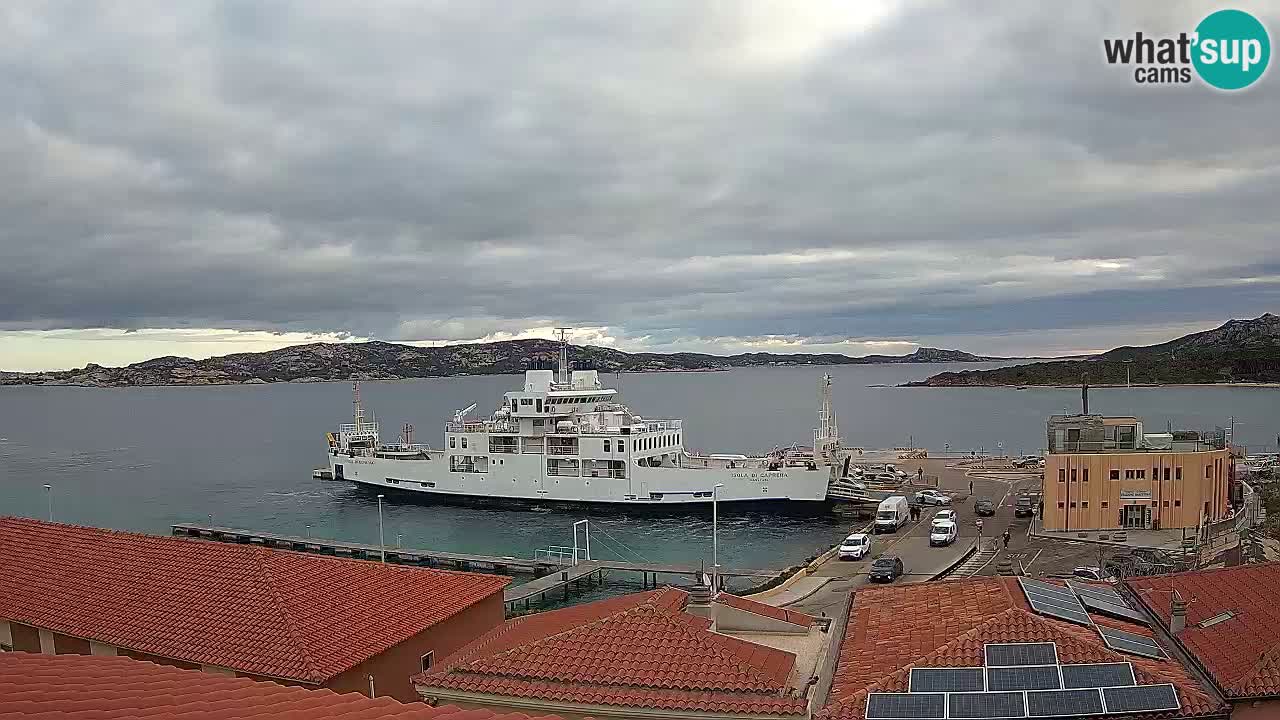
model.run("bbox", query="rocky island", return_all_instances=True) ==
[1,340,1006,387]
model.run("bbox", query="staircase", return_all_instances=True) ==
[949,539,999,578]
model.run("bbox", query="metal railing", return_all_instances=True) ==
[547,445,578,456]
[534,546,577,566]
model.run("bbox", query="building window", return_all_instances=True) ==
[1206,466,1212,479]
[1125,469,1135,479]
[1081,501,1089,509]
[1057,502,1065,509]
[421,651,434,672]
[1137,469,1145,479]
[1110,469,1120,480]
[1059,469,1066,482]
[461,437,468,449]
[1070,502,1077,508]
[449,437,456,449]
[536,399,543,413]
[1082,469,1089,482]
[1164,468,1171,481]
[1175,500,1182,507]
[1101,502,1109,509]
[1071,469,1077,482]
[604,439,611,452]
[1163,500,1170,507]
[618,439,626,452]
[1176,467,1182,480]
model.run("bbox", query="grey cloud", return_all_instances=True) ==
[1,0,1278,353]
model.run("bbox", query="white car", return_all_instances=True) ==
[875,473,898,483]
[838,533,872,560]
[930,521,958,546]
[932,509,956,525]
[915,489,953,506]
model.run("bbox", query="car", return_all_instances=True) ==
[914,489,952,506]
[930,521,958,546]
[874,473,899,483]
[1012,456,1044,468]
[974,497,996,516]
[1014,495,1035,517]
[838,533,872,560]
[932,509,956,524]
[869,555,904,583]
[1072,566,1115,583]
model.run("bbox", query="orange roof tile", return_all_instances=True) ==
[715,592,819,627]
[1129,561,1280,699]
[416,587,807,716]
[818,576,1227,720]
[0,517,508,683]
[0,652,563,720]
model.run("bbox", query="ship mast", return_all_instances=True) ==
[815,374,839,458]
[554,327,572,386]
[353,381,365,432]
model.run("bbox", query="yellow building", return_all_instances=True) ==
[1042,414,1231,532]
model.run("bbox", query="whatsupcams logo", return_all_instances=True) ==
[1103,9,1270,89]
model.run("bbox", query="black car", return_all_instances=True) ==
[974,497,996,516]
[1014,495,1035,517]
[869,555,904,583]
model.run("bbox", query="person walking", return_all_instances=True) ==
[969,479,974,494]
[1002,529,1011,549]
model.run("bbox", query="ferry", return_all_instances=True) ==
[321,332,852,508]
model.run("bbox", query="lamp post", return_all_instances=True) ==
[713,483,725,591]
[43,484,52,522]
[305,524,311,540]
[376,494,386,563]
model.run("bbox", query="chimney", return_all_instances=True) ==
[686,582,715,627]
[1170,591,1187,635]
[1081,375,1090,415]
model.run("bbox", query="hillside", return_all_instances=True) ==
[906,313,1280,387]
[1,340,1006,387]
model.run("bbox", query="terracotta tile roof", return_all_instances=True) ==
[1129,561,1280,699]
[715,592,819,627]
[0,652,563,720]
[0,517,508,683]
[818,576,1228,720]
[416,587,807,716]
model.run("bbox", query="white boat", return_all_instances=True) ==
[322,333,846,508]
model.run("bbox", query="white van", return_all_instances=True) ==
[874,495,911,534]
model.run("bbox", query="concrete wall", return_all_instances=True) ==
[327,590,505,702]
[1043,449,1231,531]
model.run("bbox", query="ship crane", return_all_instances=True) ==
[454,403,477,425]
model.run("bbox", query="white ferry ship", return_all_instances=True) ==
[323,334,850,508]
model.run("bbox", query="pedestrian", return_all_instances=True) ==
[1003,530,1011,548]
[969,480,974,494]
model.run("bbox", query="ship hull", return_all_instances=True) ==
[327,452,832,508]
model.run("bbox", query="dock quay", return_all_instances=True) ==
[170,523,779,612]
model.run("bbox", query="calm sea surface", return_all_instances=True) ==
[2,364,1277,595]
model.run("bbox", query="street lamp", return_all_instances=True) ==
[43,484,52,522]
[305,524,311,540]
[712,483,725,591]
[376,494,386,563]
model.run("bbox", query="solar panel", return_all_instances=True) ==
[1066,579,1124,603]
[909,668,986,693]
[1020,578,1078,602]
[1097,626,1167,660]
[986,665,1061,691]
[1102,684,1180,713]
[985,643,1059,667]
[947,692,1027,719]
[865,692,946,719]
[1078,594,1149,625]
[1025,688,1105,717]
[1026,597,1094,627]
[1060,662,1136,689]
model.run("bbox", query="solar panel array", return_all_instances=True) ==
[865,643,1180,719]
[1067,580,1149,625]
[1018,578,1092,627]
[1098,626,1168,660]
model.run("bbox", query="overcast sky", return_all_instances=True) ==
[2,1,1278,371]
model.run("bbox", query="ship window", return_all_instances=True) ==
[461,437,468,449]
[618,439,626,452]
[511,399,517,413]
[449,437,456,449]
[604,440,611,452]
[536,399,543,413]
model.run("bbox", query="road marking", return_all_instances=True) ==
[1020,549,1043,574]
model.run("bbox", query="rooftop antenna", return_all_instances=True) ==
[554,327,572,385]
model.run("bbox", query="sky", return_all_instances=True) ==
[2,1,1279,372]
